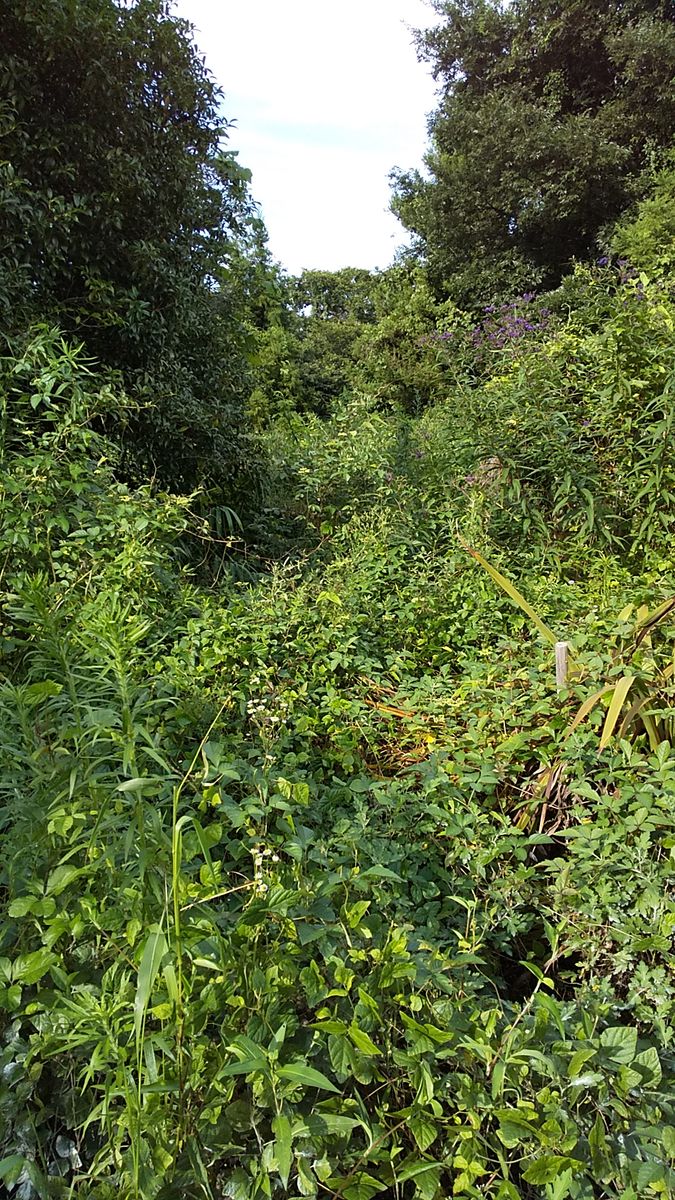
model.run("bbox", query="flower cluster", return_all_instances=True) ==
[251,844,280,896]
[431,293,551,360]
[597,255,643,291]
[469,294,551,351]
[245,670,289,734]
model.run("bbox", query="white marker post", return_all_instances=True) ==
[555,641,569,691]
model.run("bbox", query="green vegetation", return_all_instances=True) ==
[391,0,675,306]
[1,2,675,1198]
[2,0,262,497]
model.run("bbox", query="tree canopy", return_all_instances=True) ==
[1,0,262,493]
[392,0,675,305]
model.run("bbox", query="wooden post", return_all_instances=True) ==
[555,641,569,691]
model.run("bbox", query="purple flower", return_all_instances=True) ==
[597,256,609,267]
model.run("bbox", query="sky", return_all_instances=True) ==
[172,0,439,275]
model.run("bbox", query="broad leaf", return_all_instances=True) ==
[277,1061,339,1093]
[522,1155,584,1185]
[272,1114,292,1187]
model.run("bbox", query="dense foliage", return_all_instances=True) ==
[1,0,262,495]
[391,0,675,304]
[1,3,675,1199]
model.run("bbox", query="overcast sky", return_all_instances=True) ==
[172,0,438,274]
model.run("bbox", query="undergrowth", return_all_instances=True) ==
[2,265,675,1200]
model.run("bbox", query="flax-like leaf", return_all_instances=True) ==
[640,710,663,752]
[565,684,614,739]
[599,676,636,750]
[634,596,675,649]
[459,538,559,646]
[617,695,650,741]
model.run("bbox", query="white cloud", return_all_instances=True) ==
[172,0,438,273]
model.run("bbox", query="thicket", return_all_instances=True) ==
[1,2,675,1199]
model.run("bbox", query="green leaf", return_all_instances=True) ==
[662,1126,675,1158]
[589,1113,608,1175]
[409,1115,438,1153]
[219,1057,268,1077]
[329,1034,354,1082]
[344,900,370,929]
[496,1111,537,1149]
[415,1165,442,1200]
[134,926,168,1045]
[317,591,342,606]
[360,865,402,880]
[599,676,635,750]
[636,1162,665,1189]
[522,1156,584,1185]
[8,897,37,918]
[272,1114,292,1187]
[312,1019,348,1035]
[296,1156,316,1196]
[348,1022,381,1057]
[117,776,165,793]
[633,1046,662,1084]
[396,1161,444,1200]
[568,1072,604,1091]
[292,1113,358,1139]
[23,680,62,706]
[567,1048,596,1078]
[12,948,56,985]
[277,1061,339,1093]
[0,1157,27,1188]
[45,863,82,895]
[221,1168,251,1200]
[496,1186,520,1200]
[340,1173,387,1200]
[163,963,179,1004]
[397,1161,443,1185]
[599,1025,637,1064]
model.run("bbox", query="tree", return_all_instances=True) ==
[391,0,675,306]
[612,149,675,278]
[248,269,383,424]
[1,0,262,496]
[292,269,378,324]
[352,266,449,412]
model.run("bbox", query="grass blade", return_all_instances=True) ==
[134,926,168,1047]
